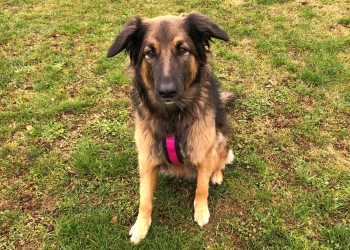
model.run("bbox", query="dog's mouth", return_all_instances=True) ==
[164,101,175,105]
[157,96,177,105]
[155,90,182,104]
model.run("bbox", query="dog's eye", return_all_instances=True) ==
[145,50,156,58]
[177,47,188,56]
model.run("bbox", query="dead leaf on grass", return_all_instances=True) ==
[67,167,77,175]
[110,215,117,223]
[50,33,61,38]
[26,125,34,131]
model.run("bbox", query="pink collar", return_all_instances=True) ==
[164,134,183,164]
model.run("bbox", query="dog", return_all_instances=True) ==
[107,12,235,244]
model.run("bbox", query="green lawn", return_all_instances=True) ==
[1,0,349,249]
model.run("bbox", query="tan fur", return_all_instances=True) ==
[140,61,153,89]
[186,56,198,86]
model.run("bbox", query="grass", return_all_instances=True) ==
[1,0,349,249]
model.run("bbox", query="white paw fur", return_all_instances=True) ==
[129,218,151,244]
[194,202,210,227]
[226,149,234,164]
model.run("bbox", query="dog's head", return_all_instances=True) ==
[107,12,228,104]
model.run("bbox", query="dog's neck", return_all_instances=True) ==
[178,114,195,130]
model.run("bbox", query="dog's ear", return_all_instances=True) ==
[107,17,146,64]
[184,12,229,42]
[184,12,228,62]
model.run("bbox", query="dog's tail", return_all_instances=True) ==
[219,90,237,107]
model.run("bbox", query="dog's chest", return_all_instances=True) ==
[153,128,189,161]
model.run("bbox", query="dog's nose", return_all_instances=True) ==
[158,82,177,99]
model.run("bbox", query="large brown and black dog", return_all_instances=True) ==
[107,12,235,244]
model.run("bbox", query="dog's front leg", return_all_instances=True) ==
[194,155,213,227]
[129,164,159,244]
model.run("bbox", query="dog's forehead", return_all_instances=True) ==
[147,15,184,27]
[143,15,187,43]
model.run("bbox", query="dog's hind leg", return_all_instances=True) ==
[211,148,234,185]
[211,169,223,185]
[129,164,159,244]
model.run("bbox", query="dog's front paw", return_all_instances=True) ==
[129,217,151,244]
[194,202,210,227]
